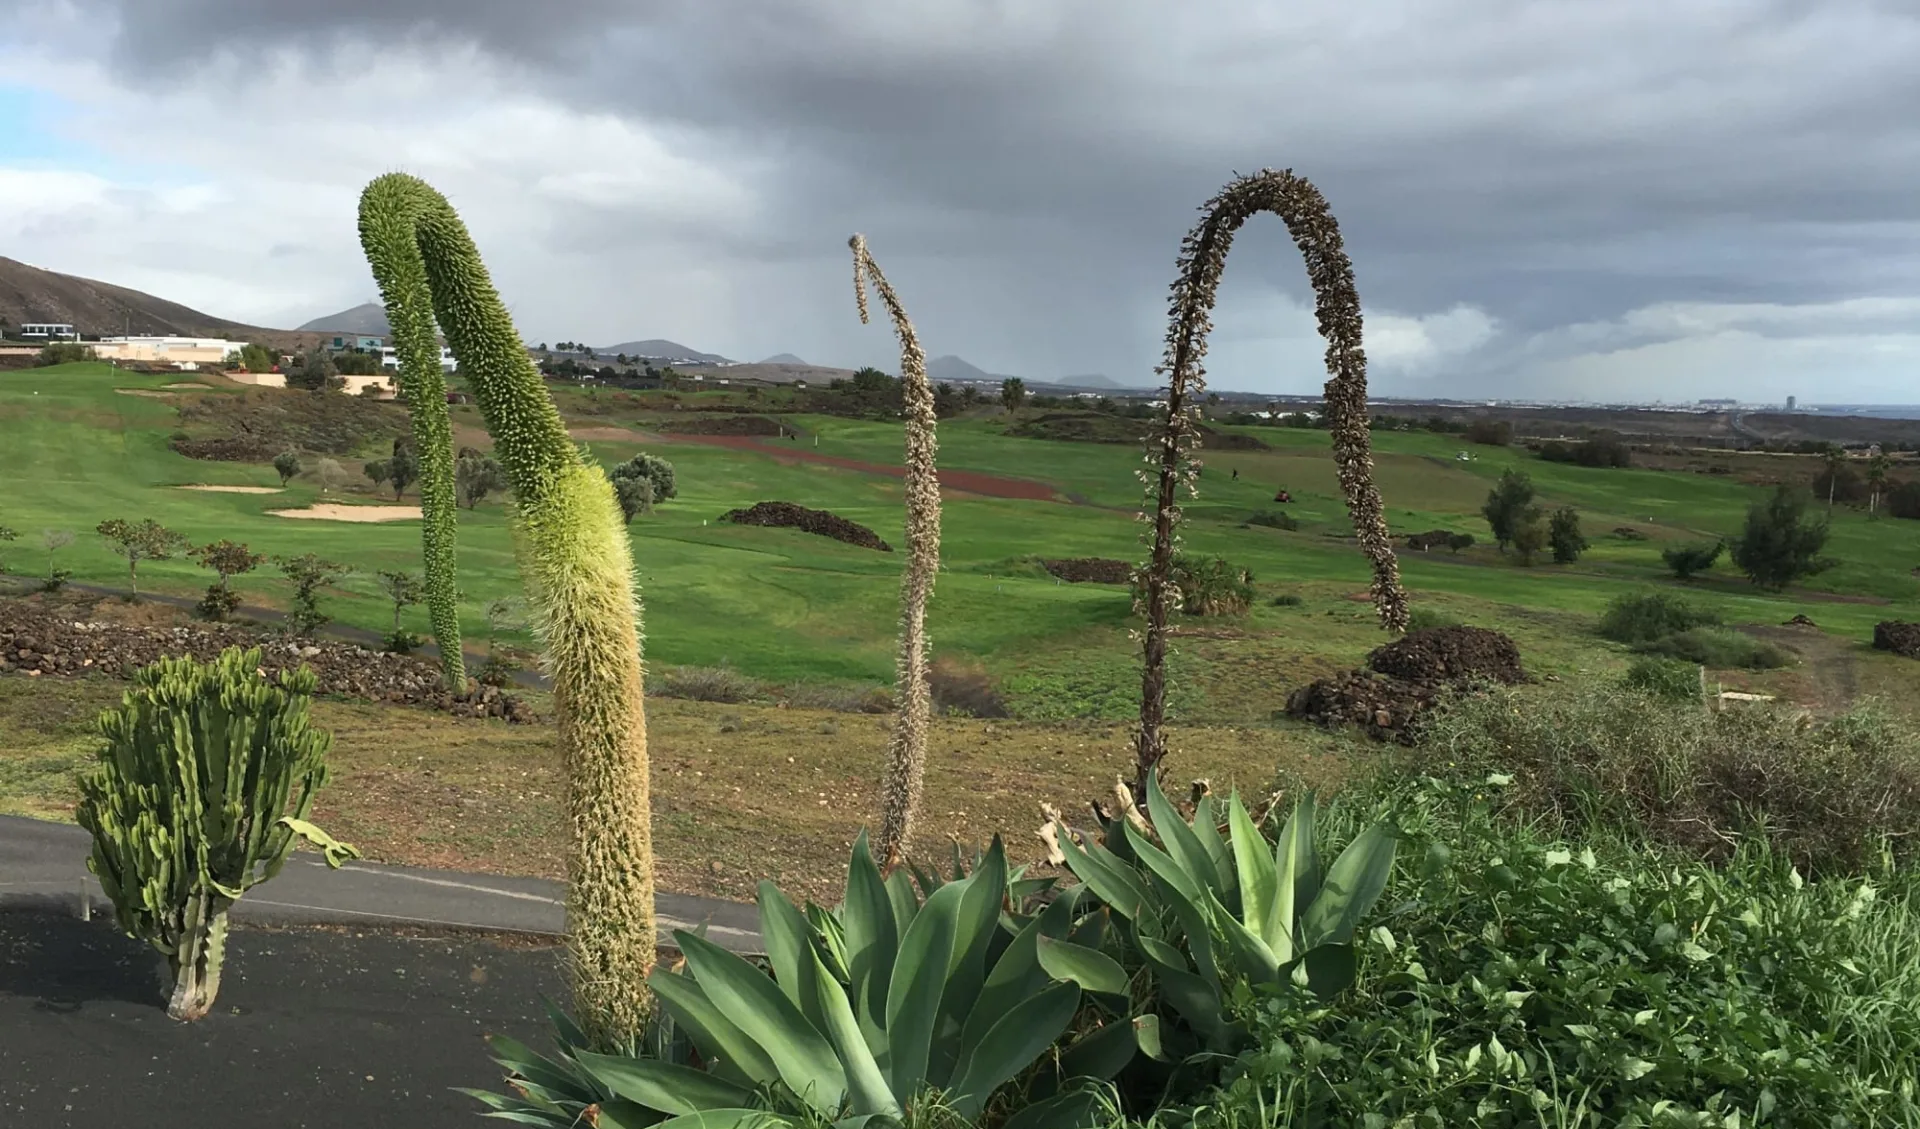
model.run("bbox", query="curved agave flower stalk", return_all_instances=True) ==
[360,174,656,1050]
[1135,169,1409,794]
[850,234,939,872]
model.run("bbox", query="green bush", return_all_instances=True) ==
[1405,606,1462,632]
[652,664,766,703]
[1271,593,1305,607]
[1242,510,1298,531]
[1188,774,1920,1127]
[1596,591,1721,644]
[1414,683,1920,875]
[1133,555,1255,617]
[1638,626,1793,670]
[1620,655,1702,702]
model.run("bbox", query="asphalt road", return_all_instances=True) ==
[0,813,760,952]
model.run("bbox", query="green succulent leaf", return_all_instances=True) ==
[757,881,829,1033]
[648,1109,795,1129]
[1035,934,1130,998]
[1227,793,1278,945]
[1000,1088,1108,1129]
[1299,942,1359,998]
[571,1053,756,1116]
[947,983,1082,1119]
[1186,794,1236,896]
[1058,835,1152,920]
[884,879,964,1098]
[647,966,780,1086]
[842,831,899,1047]
[1122,819,1204,904]
[675,931,847,1114]
[1143,773,1220,895]
[1056,1017,1140,1082]
[1299,822,1398,950]
[809,951,901,1118]
[1271,795,1319,952]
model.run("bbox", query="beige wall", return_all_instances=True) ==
[340,373,397,398]
[91,340,237,366]
[220,371,287,389]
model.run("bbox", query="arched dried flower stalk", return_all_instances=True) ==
[851,234,939,872]
[1134,169,1409,796]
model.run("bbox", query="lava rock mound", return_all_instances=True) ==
[1873,620,1920,659]
[1041,558,1133,584]
[1285,670,1439,745]
[721,501,892,551]
[1365,626,1527,686]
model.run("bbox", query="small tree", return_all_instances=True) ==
[1547,505,1587,564]
[1464,418,1513,446]
[42,528,74,591]
[384,439,418,500]
[1731,485,1835,591]
[272,450,302,486]
[286,348,339,391]
[1820,445,1848,513]
[1511,515,1548,565]
[1867,452,1891,515]
[0,524,14,573]
[480,597,522,687]
[1662,541,1724,580]
[275,554,351,638]
[313,457,348,495]
[190,539,266,621]
[1000,376,1027,412]
[455,450,507,509]
[96,518,188,600]
[36,341,97,366]
[613,475,654,524]
[610,453,675,520]
[1445,532,1476,554]
[363,459,390,491]
[234,343,277,374]
[376,569,426,653]
[1481,469,1539,552]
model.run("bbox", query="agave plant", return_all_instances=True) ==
[467,834,1158,1129]
[1058,775,1397,1055]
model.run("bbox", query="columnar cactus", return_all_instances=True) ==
[1135,169,1408,795]
[359,174,656,1050]
[74,647,360,1021]
[850,234,939,872]
[378,244,466,691]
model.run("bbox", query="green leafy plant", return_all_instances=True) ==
[0,524,14,573]
[272,450,302,485]
[41,527,73,592]
[1662,540,1724,580]
[73,647,359,1021]
[466,835,1151,1128]
[1133,555,1256,618]
[190,538,266,622]
[1056,775,1397,1061]
[1731,484,1836,590]
[1480,470,1539,553]
[95,517,188,601]
[1547,505,1586,564]
[376,568,426,653]
[1620,655,1704,703]
[456,447,508,509]
[1242,510,1298,531]
[1637,626,1793,670]
[1596,591,1721,645]
[274,553,351,638]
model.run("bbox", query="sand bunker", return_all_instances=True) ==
[268,504,421,522]
[164,382,213,390]
[569,426,643,442]
[114,388,176,398]
[178,484,283,494]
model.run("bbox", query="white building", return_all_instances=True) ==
[378,345,457,373]
[18,322,77,339]
[92,336,243,367]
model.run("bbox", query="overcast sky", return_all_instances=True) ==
[3,0,1918,403]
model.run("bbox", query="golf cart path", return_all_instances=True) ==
[0,813,761,952]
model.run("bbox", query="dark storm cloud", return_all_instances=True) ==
[18,0,1920,394]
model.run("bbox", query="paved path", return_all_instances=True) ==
[0,814,761,952]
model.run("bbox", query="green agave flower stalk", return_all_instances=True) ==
[850,234,940,873]
[74,647,360,1021]
[359,174,657,1050]
[377,237,465,692]
[1135,168,1408,795]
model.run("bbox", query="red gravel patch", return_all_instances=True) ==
[663,434,1063,502]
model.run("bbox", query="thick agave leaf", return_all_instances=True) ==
[590,1101,682,1129]
[484,1033,603,1105]
[946,983,1082,1120]
[1035,935,1129,998]
[675,931,848,1114]
[649,1109,794,1129]
[884,869,920,937]
[1136,947,1229,1047]
[1142,774,1220,895]
[1058,834,1151,919]
[571,1052,757,1116]
[884,879,965,1098]
[1204,889,1282,982]
[1270,795,1319,955]
[1226,793,1277,948]
[842,832,898,1049]
[1299,942,1359,998]
[1298,822,1398,950]
[1138,870,1220,992]
[539,996,593,1057]
[1000,1088,1108,1129]
[757,881,829,1034]
[1121,820,1202,904]
[809,949,901,1118]
[1187,794,1235,897]
[648,966,780,1085]
[1055,1016,1141,1083]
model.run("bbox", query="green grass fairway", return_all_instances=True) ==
[3,363,1917,722]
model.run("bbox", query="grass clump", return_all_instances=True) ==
[651,664,765,704]
[1271,593,1305,608]
[1242,510,1299,531]
[1638,625,1793,670]
[1620,655,1703,702]
[1189,773,1920,1127]
[1415,682,1920,875]
[1597,591,1721,645]
[1404,606,1463,632]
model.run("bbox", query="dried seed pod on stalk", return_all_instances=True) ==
[850,234,939,872]
[1134,169,1408,797]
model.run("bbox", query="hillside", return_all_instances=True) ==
[297,301,391,335]
[0,256,261,337]
[596,339,732,363]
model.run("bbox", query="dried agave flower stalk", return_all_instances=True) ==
[1134,169,1409,796]
[851,234,939,872]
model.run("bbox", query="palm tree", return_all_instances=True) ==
[1867,450,1891,515]
[1822,445,1848,513]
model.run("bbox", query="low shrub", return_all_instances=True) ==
[1191,773,1920,1128]
[1242,510,1298,531]
[1596,591,1721,644]
[1638,625,1793,670]
[1414,683,1920,874]
[1404,606,1462,632]
[783,680,894,714]
[652,663,765,703]
[928,654,1009,718]
[1134,555,1255,617]
[1271,593,1305,607]
[1620,655,1702,702]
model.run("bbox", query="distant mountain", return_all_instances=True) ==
[926,355,1013,384]
[297,301,391,335]
[596,339,732,364]
[1060,373,1126,389]
[758,352,807,365]
[0,256,261,337]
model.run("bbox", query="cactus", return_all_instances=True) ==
[850,234,938,872]
[359,173,657,1050]
[1135,169,1408,795]
[73,647,359,1021]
